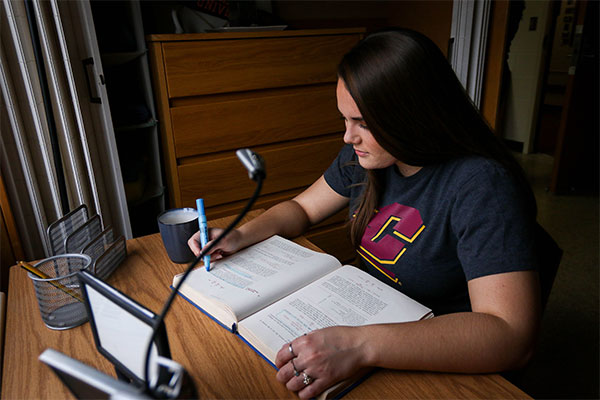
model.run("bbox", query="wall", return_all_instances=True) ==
[535,0,575,154]
[0,172,23,293]
[502,0,552,153]
[272,1,453,56]
[0,211,14,292]
[141,1,453,54]
[140,1,452,56]
[545,0,576,106]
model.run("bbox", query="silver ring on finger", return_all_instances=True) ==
[288,342,296,357]
[290,358,300,377]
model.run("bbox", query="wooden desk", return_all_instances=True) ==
[1,211,530,399]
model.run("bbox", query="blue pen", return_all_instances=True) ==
[196,198,211,271]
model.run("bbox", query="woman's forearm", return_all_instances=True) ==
[357,311,536,373]
[236,200,312,249]
[203,176,348,258]
[352,270,541,373]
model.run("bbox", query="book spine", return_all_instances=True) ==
[170,285,235,333]
[236,333,277,370]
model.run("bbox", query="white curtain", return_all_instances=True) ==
[450,0,491,108]
[1,0,131,260]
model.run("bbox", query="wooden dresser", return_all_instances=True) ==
[147,28,364,263]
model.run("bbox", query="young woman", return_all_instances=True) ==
[189,28,541,399]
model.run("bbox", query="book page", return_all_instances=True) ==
[238,265,432,362]
[174,235,341,322]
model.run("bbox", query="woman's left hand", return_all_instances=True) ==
[274,326,366,399]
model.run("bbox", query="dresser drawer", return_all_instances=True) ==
[162,34,360,98]
[205,188,304,220]
[148,29,365,210]
[178,135,343,207]
[171,85,340,158]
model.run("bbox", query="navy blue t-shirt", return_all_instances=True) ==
[324,144,537,315]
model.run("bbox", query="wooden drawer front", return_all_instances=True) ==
[205,189,303,220]
[171,86,340,158]
[162,35,360,98]
[178,136,343,207]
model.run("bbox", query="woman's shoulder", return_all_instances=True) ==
[428,156,526,207]
[439,156,532,217]
[330,144,364,176]
[324,144,365,196]
[442,156,513,186]
[338,143,358,161]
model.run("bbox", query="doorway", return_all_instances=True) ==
[548,0,598,194]
[534,1,570,156]
[499,0,597,194]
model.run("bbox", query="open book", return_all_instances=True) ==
[173,235,433,396]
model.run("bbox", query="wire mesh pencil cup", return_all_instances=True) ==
[27,254,92,330]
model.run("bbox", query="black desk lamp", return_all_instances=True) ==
[143,148,266,399]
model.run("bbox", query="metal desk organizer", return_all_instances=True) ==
[64,214,103,254]
[47,205,89,256]
[45,204,127,280]
[82,228,126,280]
[29,205,128,329]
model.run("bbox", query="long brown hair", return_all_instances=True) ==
[337,28,537,247]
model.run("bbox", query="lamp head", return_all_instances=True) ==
[236,149,265,181]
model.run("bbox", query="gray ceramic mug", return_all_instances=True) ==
[157,208,198,264]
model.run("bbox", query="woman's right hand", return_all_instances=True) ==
[187,228,245,260]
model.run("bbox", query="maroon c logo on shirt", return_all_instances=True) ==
[357,203,425,284]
